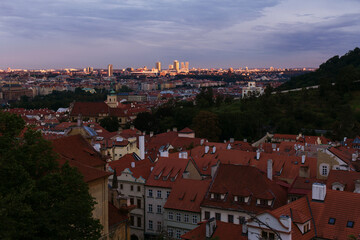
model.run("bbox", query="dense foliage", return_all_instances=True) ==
[0,112,102,239]
[135,81,360,141]
[11,88,107,110]
[278,47,360,90]
[100,116,120,132]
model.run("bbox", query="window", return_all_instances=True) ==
[192,215,198,224]
[157,221,162,232]
[261,231,275,240]
[130,216,134,226]
[148,220,153,230]
[168,228,174,237]
[168,212,174,220]
[157,190,162,198]
[157,205,162,214]
[167,191,171,198]
[137,186,141,192]
[120,184,123,190]
[347,221,354,228]
[148,204,153,213]
[228,214,234,223]
[130,185,134,191]
[304,222,310,233]
[176,230,181,239]
[322,165,328,176]
[215,213,221,221]
[137,199,141,208]
[176,213,181,222]
[137,217,141,227]
[205,211,210,220]
[148,189,153,197]
[328,218,336,225]
[130,198,134,205]
[184,214,189,223]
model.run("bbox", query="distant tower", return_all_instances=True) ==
[156,62,161,72]
[181,62,185,69]
[108,64,113,77]
[185,62,189,70]
[173,60,180,72]
[169,64,174,70]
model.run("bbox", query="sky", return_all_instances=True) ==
[1,0,360,69]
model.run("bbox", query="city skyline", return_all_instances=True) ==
[1,0,360,69]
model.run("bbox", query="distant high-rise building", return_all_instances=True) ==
[181,62,185,69]
[156,62,161,72]
[108,64,113,77]
[185,61,189,70]
[173,60,180,72]
[169,64,174,70]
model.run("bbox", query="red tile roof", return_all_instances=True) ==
[145,156,192,189]
[265,187,360,240]
[181,220,247,240]
[326,170,360,192]
[202,164,288,213]
[108,202,128,228]
[70,102,109,117]
[58,157,110,183]
[52,134,106,168]
[109,154,155,180]
[164,179,211,213]
[179,127,194,133]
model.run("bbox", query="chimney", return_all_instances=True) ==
[131,162,135,168]
[150,131,154,138]
[354,180,360,193]
[200,139,205,145]
[205,146,210,154]
[139,135,145,160]
[312,183,326,201]
[77,114,82,127]
[267,159,273,180]
[179,151,188,159]
[301,155,306,164]
[352,153,358,162]
[256,151,260,160]
[230,138,234,143]
[279,215,291,231]
[160,150,169,157]
[241,223,248,235]
[173,127,177,132]
[206,218,216,238]
[130,125,134,130]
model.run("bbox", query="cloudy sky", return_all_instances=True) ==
[1,0,360,69]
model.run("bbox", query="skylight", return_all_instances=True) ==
[328,218,336,225]
[347,221,354,228]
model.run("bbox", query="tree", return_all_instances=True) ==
[0,112,102,239]
[99,116,120,132]
[192,111,221,141]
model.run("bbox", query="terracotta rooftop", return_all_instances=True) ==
[164,179,211,213]
[181,220,247,240]
[52,134,106,168]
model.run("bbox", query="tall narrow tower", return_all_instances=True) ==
[108,64,113,77]
[173,60,180,72]
[156,61,161,72]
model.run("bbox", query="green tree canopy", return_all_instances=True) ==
[192,110,221,141]
[99,116,120,132]
[0,112,102,239]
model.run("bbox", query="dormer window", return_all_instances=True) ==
[234,196,238,201]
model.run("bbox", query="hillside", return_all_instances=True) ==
[278,47,360,90]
